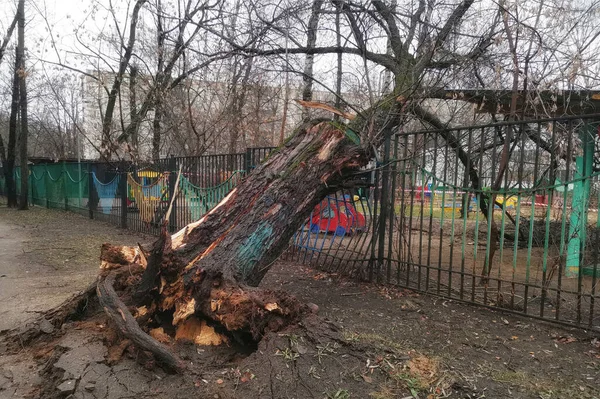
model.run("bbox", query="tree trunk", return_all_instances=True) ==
[152,0,164,161]
[17,0,28,210]
[334,3,343,121]
[301,0,324,122]
[5,47,20,207]
[101,0,146,159]
[70,120,368,370]
[129,64,139,159]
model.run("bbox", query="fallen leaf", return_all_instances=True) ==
[555,336,577,344]
[240,372,255,383]
[362,374,373,383]
[265,303,279,312]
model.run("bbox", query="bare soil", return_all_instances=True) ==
[0,205,599,399]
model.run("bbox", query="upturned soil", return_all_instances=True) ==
[0,205,599,399]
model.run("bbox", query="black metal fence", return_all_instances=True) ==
[290,114,600,331]
[2,115,600,330]
[0,147,274,236]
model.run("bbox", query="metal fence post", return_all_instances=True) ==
[28,169,32,206]
[120,163,128,229]
[244,148,252,174]
[45,167,49,209]
[376,133,392,283]
[369,165,381,282]
[63,162,68,211]
[168,155,177,232]
[88,164,96,219]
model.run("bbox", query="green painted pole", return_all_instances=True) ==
[566,123,595,277]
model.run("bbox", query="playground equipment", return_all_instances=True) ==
[309,195,366,236]
[127,173,169,223]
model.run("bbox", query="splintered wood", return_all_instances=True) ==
[175,317,228,346]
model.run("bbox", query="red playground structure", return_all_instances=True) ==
[309,195,367,236]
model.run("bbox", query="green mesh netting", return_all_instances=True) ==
[45,165,66,208]
[14,163,92,208]
[30,166,47,206]
[181,170,245,220]
[64,164,88,209]
[0,175,5,196]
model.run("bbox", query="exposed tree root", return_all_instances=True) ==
[96,271,185,373]
[0,282,97,351]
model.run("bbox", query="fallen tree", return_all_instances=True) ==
[2,118,382,372]
[0,0,492,375]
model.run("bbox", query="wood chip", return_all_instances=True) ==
[265,303,279,312]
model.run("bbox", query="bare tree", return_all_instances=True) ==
[4,48,20,207]
[0,10,19,206]
[301,0,324,122]
[17,0,29,210]
[100,0,147,159]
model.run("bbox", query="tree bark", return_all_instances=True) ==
[101,0,146,159]
[301,0,324,122]
[129,64,139,158]
[17,0,28,210]
[5,47,20,207]
[152,0,165,161]
[334,3,343,121]
[83,119,369,369]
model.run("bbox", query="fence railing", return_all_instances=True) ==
[289,114,600,331]
[0,147,274,235]
[2,116,600,330]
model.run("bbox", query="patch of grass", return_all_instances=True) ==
[373,353,451,399]
[482,362,593,398]
[369,386,397,399]
[404,355,440,386]
[491,370,528,384]
[342,331,405,352]
[390,372,424,397]
[275,347,299,362]
[386,355,440,397]
[315,342,339,364]
[342,331,360,342]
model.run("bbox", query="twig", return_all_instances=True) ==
[164,165,183,224]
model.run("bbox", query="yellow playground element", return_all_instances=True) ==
[137,170,161,178]
[495,195,517,208]
[127,173,169,223]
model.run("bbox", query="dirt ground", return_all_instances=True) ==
[0,205,599,399]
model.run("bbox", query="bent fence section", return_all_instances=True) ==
[1,117,600,331]
[289,114,600,331]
